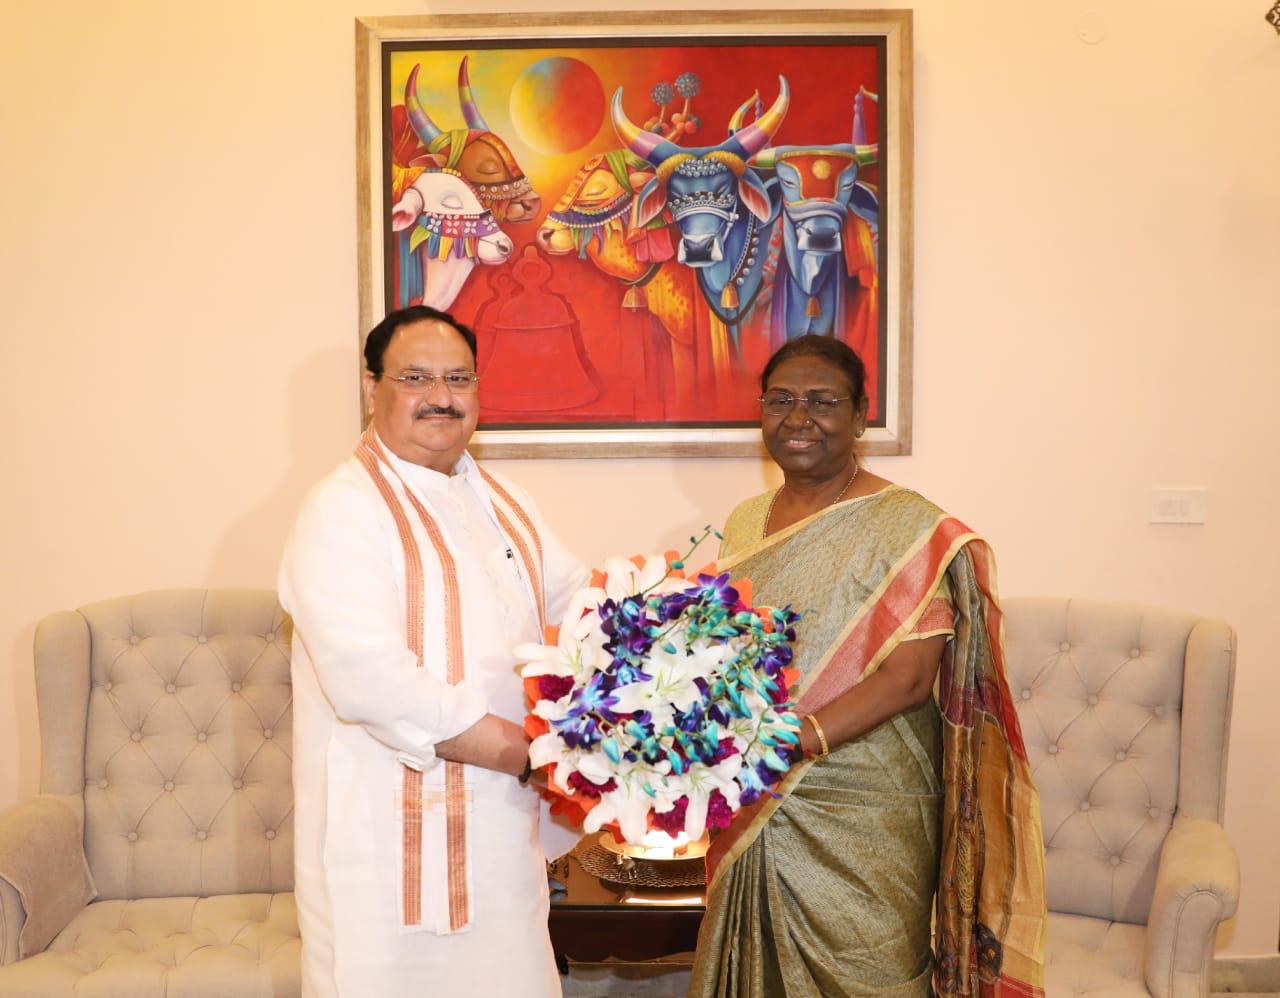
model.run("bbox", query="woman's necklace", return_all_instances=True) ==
[763,463,860,538]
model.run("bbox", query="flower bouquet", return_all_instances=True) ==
[518,536,804,846]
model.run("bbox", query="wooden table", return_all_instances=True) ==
[547,840,706,970]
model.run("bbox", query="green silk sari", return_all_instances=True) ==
[689,486,1046,998]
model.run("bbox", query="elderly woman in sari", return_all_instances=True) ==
[689,336,1047,998]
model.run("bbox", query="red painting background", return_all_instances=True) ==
[384,41,883,429]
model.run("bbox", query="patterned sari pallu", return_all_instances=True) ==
[691,486,1046,998]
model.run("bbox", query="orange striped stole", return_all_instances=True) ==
[354,429,544,932]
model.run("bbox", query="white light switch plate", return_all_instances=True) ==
[1149,488,1207,524]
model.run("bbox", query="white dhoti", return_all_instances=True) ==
[280,438,585,997]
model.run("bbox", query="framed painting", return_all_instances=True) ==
[356,10,913,457]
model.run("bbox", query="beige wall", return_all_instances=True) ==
[2,0,1276,954]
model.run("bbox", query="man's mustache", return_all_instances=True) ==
[414,404,464,420]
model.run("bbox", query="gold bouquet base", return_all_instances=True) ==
[579,832,708,888]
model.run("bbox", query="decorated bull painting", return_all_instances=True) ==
[752,87,882,391]
[375,32,900,437]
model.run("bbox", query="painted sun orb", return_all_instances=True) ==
[509,57,604,155]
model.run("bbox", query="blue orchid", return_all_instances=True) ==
[695,572,739,608]
[553,712,602,750]
[611,660,653,686]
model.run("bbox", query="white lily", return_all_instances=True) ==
[611,634,724,715]
[584,766,680,844]
[680,756,745,840]
[528,731,566,771]
[517,584,611,680]
[560,587,607,642]
[531,692,570,722]
[517,625,611,681]
[515,640,575,678]
[599,555,671,603]
[578,749,623,786]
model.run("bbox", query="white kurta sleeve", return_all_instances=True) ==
[279,476,489,765]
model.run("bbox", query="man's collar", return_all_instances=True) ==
[371,432,474,492]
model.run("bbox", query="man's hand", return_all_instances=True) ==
[435,714,531,776]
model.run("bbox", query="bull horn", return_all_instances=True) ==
[727,90,760,134]
[610,87,683,168]
[725,76,789,160]
[405,64,442,144]
[853,86,879,164]
[458,56,490,131]
[853,86,880,144]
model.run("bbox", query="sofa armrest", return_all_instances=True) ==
[1144,815,1240,998]
[0,795,96,963]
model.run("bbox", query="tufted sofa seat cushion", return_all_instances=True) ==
[1045,912,1148,998]
[0,892,299,997]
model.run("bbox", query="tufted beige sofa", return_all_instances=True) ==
[1004,598,1239,998]
[0,590,1242,997]
[0,589,300,997]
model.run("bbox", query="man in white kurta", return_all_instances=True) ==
[279,307,586,997]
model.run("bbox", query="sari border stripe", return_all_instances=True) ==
[797,516,974,714]
[967,540,1029,761]
[707,513,977,891]
[705,757,814,893]
[716,484,905,574]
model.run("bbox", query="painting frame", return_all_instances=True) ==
[356,9,914,458]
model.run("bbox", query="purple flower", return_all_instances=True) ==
[652,795,689,834]
[570,672,620,718]
[567,771,617,797]
[695,572,739,608]
[675,701,704,733]
[737,760,766,803]
[711,737,739,763]
[538,675,574,702]
[639,737,666,766]
[612,661,653,686]
[706,790,733,830]
[755,758,785,789]
[656,590,696,622]
[768,684,790,706]
[553,713,602,750]
[760,644,793,676]
[601,596,656,665]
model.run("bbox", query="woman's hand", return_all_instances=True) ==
[798,715,823,757]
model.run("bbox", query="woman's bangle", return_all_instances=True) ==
[805,714,830,758]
